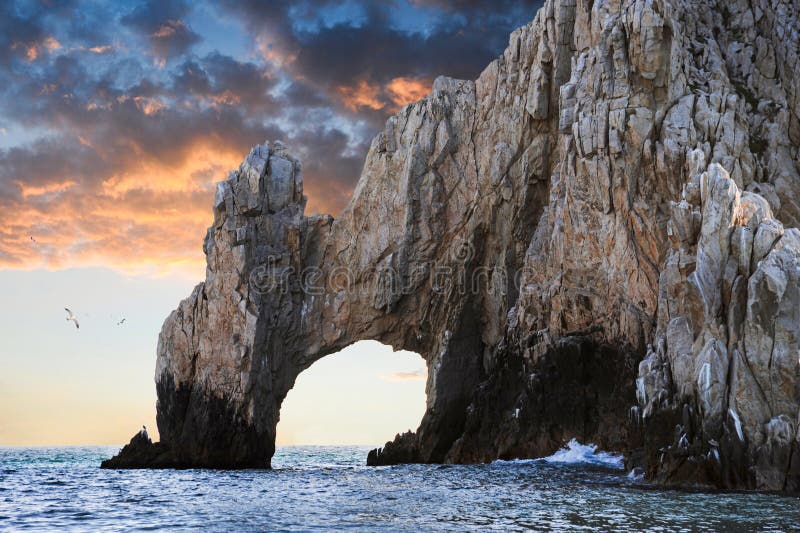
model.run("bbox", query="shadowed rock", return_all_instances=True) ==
[101,431,175,469]
[368,432,421,466]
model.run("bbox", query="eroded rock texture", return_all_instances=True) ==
[104,0,800,490]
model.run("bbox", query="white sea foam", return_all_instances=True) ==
[627,467,646,481]
[542,439,625,469]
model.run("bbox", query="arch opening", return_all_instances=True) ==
[275,340,427,448]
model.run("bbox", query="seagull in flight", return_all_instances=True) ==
[64,308,80,329]
[117,318,126,325]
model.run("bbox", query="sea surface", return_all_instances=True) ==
[0,441,797,531]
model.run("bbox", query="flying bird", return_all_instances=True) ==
[64,308,80,329]
[29,236,37,244]
[117,318,126,325]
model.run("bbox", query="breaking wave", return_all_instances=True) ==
[542,439,625,469]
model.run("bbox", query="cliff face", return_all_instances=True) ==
[104,0,800,491]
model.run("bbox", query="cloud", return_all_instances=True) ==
[148,20,201,66]
[171,53,280,110]
[221,0,541,124]
[381,369,427,382]
[0,58,361,273]
[0,48,294,274]
[86,45,113,54]
[121,0,201,64]
[386,77,431,108]
[336,76,432,113]
[337,80,383,111]
[0,0,542,276]
[0,133,247,276]
[0,2,45,65]
[292,125,371,215]
[11,36,62,62]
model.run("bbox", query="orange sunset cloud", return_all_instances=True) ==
[2,140,356,278]
[1,141,247,277]
[11,36,61,62]
[338,80,385,111]
[386,77,431,109]
[337,77,432,113]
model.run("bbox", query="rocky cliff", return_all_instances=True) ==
[103,0,800,491]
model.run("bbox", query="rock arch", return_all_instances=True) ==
[153,113,512,468]
[105,0,800,491]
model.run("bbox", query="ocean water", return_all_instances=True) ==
[1,441,797,531]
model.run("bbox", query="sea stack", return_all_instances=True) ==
[104,0,800,491]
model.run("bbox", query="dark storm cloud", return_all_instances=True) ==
[0,1,47,64]
[0,136,107,195]
[216,0,542,131]
[291,125,371,212]
[0,99,287,190]
[410,0,540,11]
[148,19,201,63]
[221,0,541,84]
[120,0,193,35]
[281,80,330,109]
[0,1,118,64]
[59,2,116,46]
[121,0,201,62]
[171,53,280,110]
[1,49,281,158]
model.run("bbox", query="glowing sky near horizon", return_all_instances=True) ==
[0,0,540,446]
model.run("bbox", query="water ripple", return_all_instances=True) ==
[0,445,797,531]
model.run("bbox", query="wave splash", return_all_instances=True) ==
[542,439,625,469]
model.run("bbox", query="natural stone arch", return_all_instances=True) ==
[146,61,636,469]
[140,60,561,468]
[104,0,800,492]
[104,3,640,471]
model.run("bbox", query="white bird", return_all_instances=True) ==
[64,308,80,329]
[140,425,149,439]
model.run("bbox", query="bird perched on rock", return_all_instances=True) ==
[64,308,79,329]
[140,425,148,439]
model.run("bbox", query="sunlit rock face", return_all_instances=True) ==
[104,0,800,490]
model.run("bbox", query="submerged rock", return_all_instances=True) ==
[104,0,800,491]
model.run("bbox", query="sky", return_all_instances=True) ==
[0,0,541,446]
